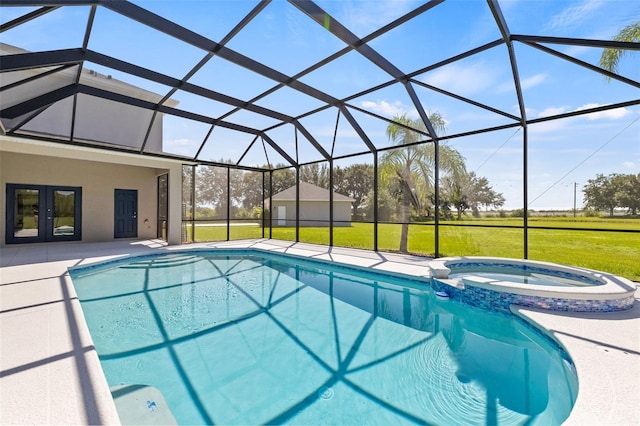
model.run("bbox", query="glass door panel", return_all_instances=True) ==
[13,188,41,239]
[50,189,78,238]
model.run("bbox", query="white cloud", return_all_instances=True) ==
[529,120,568,135]
[623,161,636,169]
[537,106,569,118]
[546,0,605,30]
[574,103,631,120]
[529,102,632,134]
[533,104,630,122]
[520,73,548,90]
[561,45,591,59]
[421,62,498,96]
[360,100,417,118]
[527,106,571,134]
[496,73,546,95]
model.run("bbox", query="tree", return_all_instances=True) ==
[583,173,620,216]
[443,172,505,219]
[300,163,329,188]
[334,163,374,218]
[270,166,296,194]
[234,170,264,211]
[383,113,466,252]
[600,21,640,80]
[442,175,469,220]
[182,165,194,219]
[196,164,228,218]
[470,174,505,214]
[614,173,640,215]
[583,173,640,216]
[228,169,244,215]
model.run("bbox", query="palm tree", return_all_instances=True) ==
[600,21,640,80]
[383,113,466,253]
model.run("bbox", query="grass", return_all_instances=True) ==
[442,216,640,230]
[188,218,640,281]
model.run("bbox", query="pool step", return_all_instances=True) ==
[121,254,202,269]
[110,384,177,425]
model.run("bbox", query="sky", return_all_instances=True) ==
[1,0,639,210]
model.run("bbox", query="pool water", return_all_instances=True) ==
[448,263,602,287]
[70,250,577,425]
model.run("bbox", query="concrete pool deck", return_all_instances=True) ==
[1,239,638,424]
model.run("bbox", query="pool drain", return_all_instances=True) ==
[318,386,334,400]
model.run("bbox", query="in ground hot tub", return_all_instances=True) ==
[429,257,636,313]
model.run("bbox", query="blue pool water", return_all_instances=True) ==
[70,250,577,425]
[448,263,602,287]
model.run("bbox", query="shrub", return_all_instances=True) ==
[510,208,529,217]
[583,208,602,217]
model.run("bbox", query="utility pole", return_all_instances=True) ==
[573,182,577,217]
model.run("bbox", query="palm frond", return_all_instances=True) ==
[600,22,640,80]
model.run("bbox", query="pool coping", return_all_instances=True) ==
[1,238,638,424]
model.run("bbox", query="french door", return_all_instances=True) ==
[6,184,82,244]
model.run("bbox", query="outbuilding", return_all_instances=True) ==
[268,182,354,227]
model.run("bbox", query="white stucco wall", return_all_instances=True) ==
[0,136,186,246]
[271,200,352,227]
[2,91,164,152]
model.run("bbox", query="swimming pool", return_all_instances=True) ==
[70,249,577,425]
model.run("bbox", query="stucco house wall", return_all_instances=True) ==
[1,43,184,246]
[0,136,185,246]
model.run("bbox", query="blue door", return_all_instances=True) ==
[114,189,137,238]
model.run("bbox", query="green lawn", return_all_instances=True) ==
[188,218,640,281]
[442,216,640,230]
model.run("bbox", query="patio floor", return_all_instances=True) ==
[1,239,638,424]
